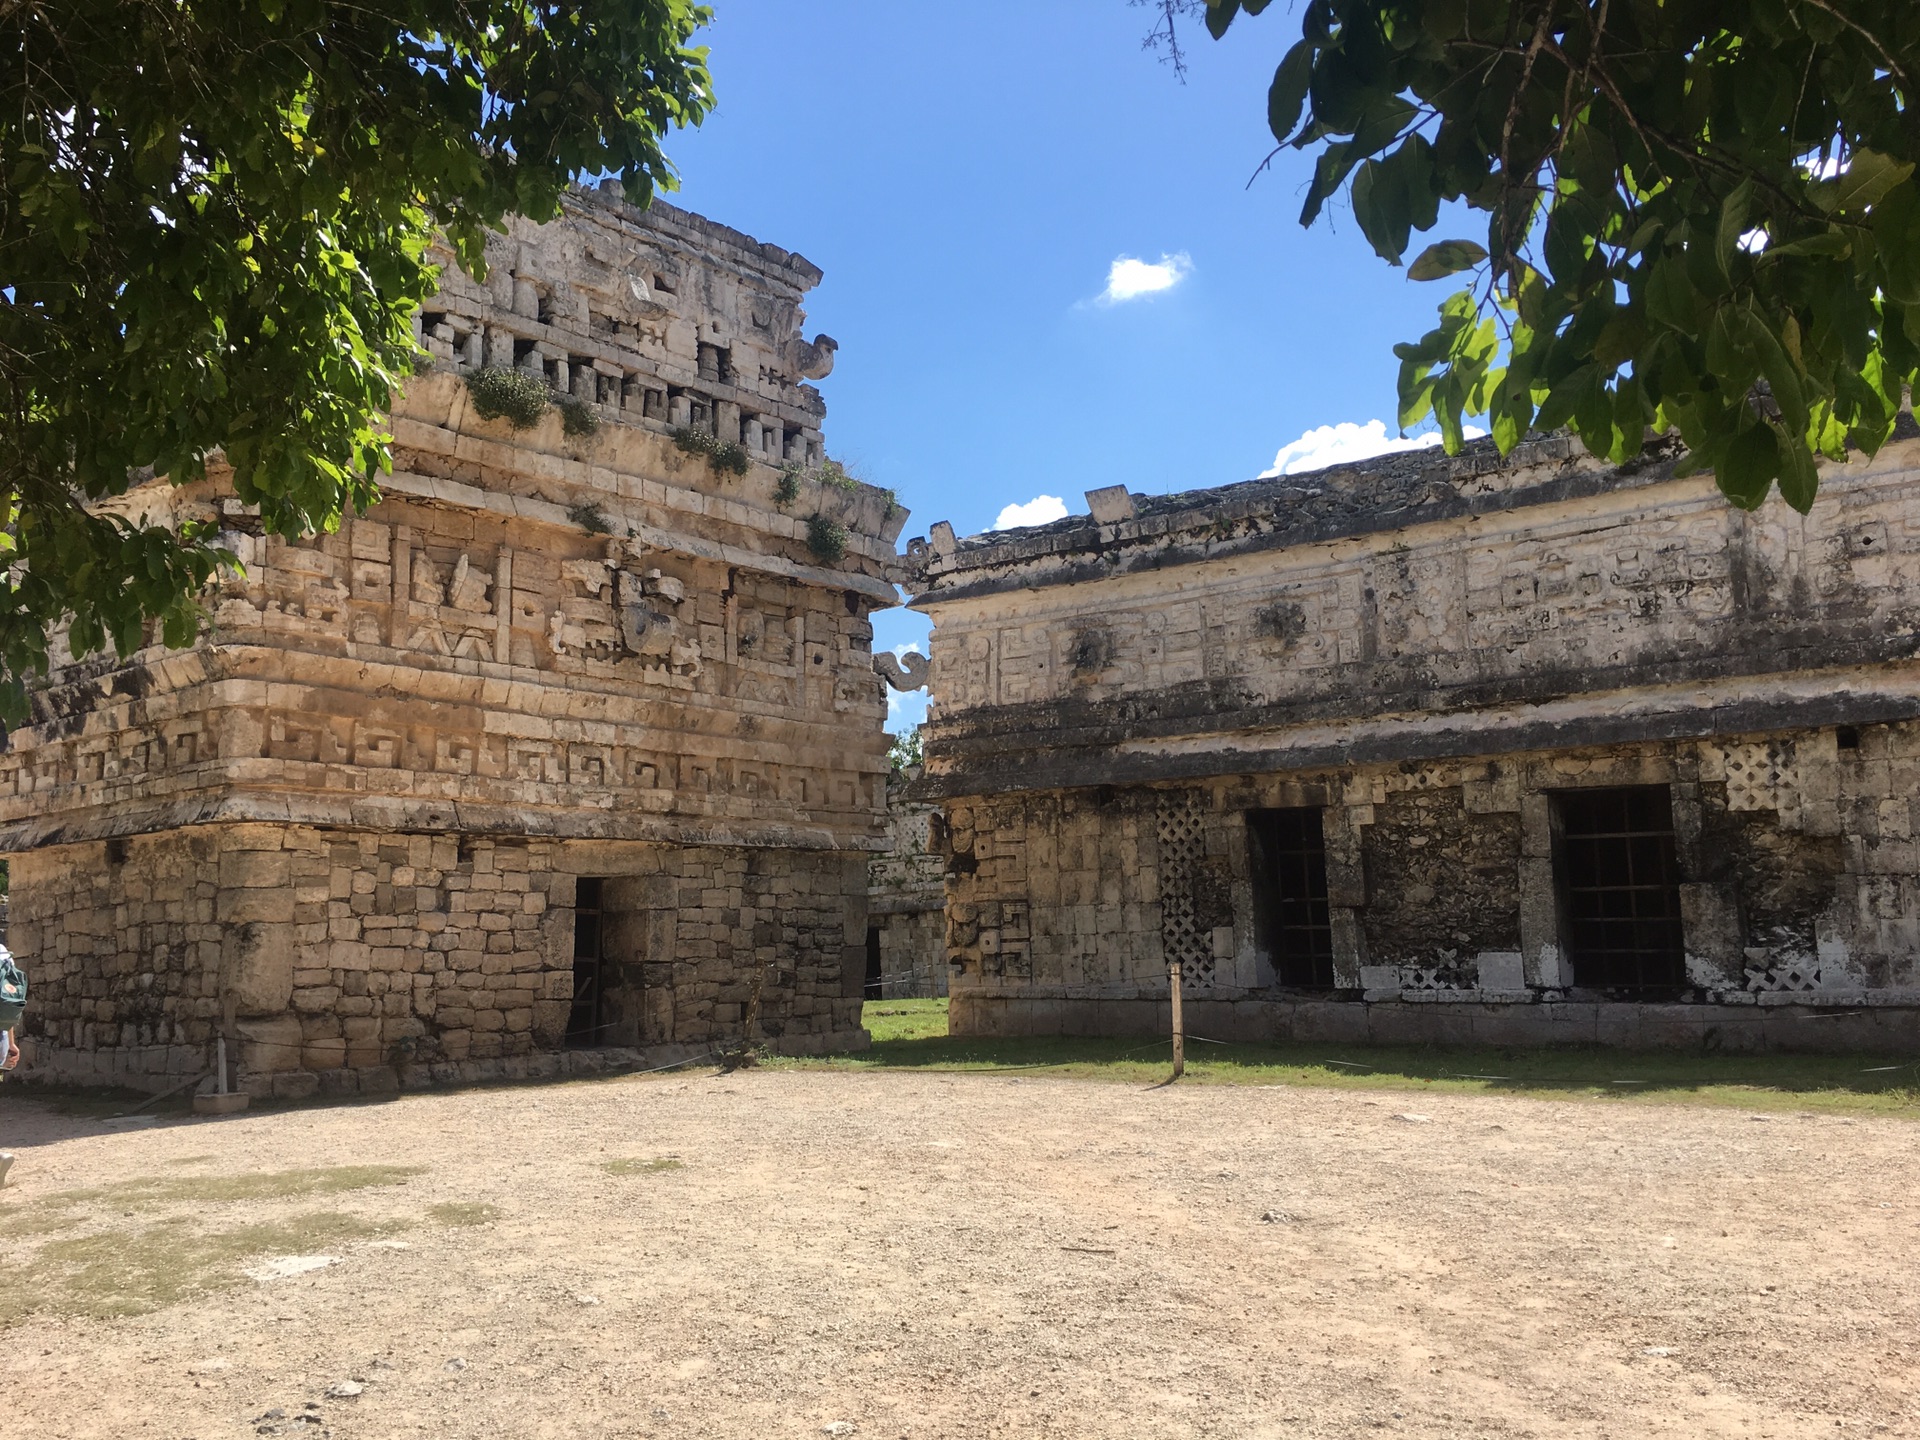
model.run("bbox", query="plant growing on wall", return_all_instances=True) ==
[567,502,612,535]
[1146,0,1920,514]
[556,396,600,439]
[466,368,553,430]
[806,513,849,564]
[777,458,883,521]
[774,463,803,507]
[671,426,751,476]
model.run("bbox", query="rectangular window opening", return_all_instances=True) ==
[1247,808,1335,989]
[567,877,608,1047]
[1554,786,1686,994]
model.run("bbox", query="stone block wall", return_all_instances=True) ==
[867,774,947,997]
[935,723,1920,1051]
[914,442,1920,738]
[870,907,947,998]
[581,842,869,1049]
[0,190,894,1093]
[9,823,867,1095]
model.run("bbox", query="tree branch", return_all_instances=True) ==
[1791,0,1910,89]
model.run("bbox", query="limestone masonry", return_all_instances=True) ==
[2,185,908,1095]
[907,432,1920,1051]
[865,772,948,999]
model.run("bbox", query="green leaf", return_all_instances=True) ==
[1407,239,1487,281]
[1776,430,1820,513]
[1532,363,1600,436]
[1353,142,1436,267]
[1705,306,1761,392]
[1351,160,1393,263]
[1299,140,1355,227]
[1267,41,1315,146]
[1873,183,1920,303]
[1716,422,1780,510]
[1714,178,1755,279]
[1811,148,1915,215]
[1765,230,1852,261]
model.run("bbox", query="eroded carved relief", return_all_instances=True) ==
[548,547,702,679]
[874,649,930,690]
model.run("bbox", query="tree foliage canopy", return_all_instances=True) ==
[1171,0,1920,512]
[0,0,712,718]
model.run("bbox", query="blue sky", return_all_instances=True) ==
[663,2,1466,731]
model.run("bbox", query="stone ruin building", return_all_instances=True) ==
[865,770,948,999]
[906,433,1920,1051]
[0,184,910,1096]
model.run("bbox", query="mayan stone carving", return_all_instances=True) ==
[0,185,911,1096]
[906,430,1920,1052]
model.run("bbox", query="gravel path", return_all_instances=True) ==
[3,1068,1916,1438]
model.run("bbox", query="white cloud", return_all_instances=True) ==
[1260,419,1488,479]
[993,494,1069,530]
[1098,252,1192,305]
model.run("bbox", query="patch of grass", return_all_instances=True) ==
[862,997,951,1044]
[0,1205,84,1238]
[775,998,1920,1119]
[427,1201,501,1227]
[0,1210,404,1325]
[603,1157,684,1175]
[47,1164,424,1211]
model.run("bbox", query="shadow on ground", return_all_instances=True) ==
[823,997,1920,1117]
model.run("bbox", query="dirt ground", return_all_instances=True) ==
[3,1067,1917,1440]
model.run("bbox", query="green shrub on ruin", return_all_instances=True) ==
[672,425,750,477]
[774,463,803,507]
[567,503,612,535]
[465,368,552,431]
[806,513,849,564]
[557,395,599,438]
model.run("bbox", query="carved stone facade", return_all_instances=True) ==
[907,436,1920,1050]
[866,772,948,999]
[1,186,904,1095]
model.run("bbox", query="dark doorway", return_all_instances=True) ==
[864,923,884,1000]
[567,877,608,1046]
[1554,786,1686,993]
[1247,808,1335,988]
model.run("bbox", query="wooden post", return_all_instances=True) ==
[1168,962,1185,1080]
